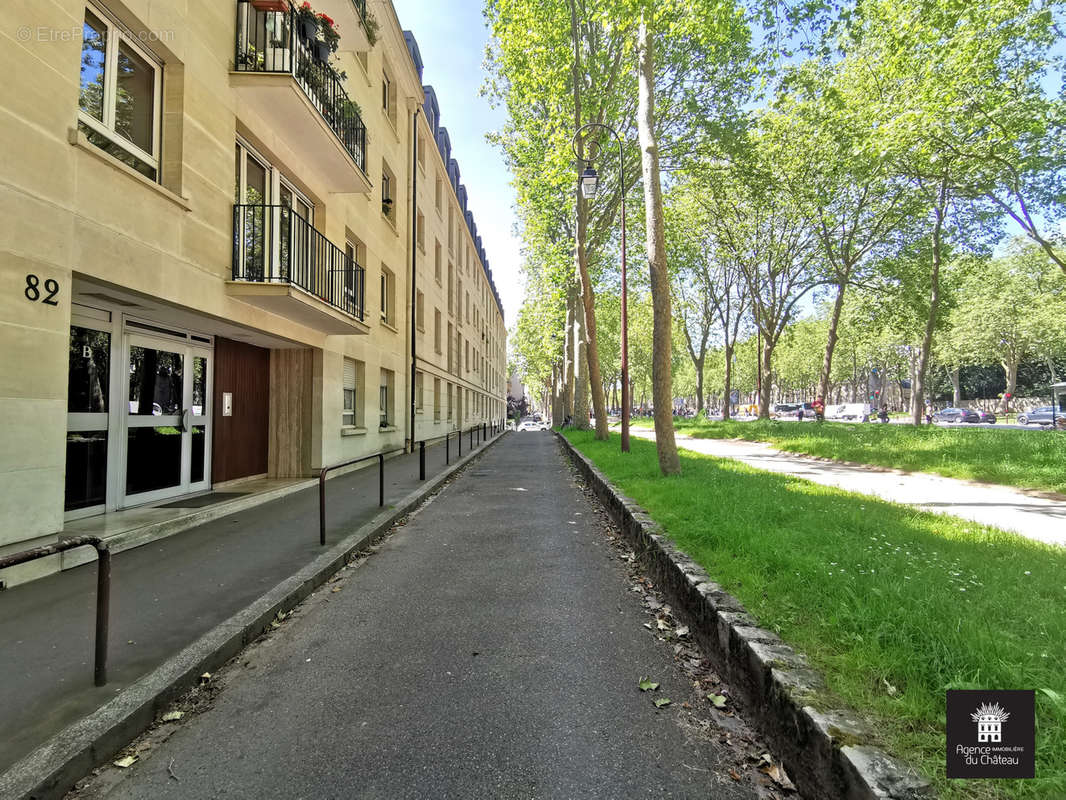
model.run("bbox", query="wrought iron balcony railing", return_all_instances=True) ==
[233,203,366,321]
[234,0,367,173]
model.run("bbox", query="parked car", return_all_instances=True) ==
[518,418,541,432]
[932,407,980,424]
[972,409,997,424]
[1017,407,1056,426]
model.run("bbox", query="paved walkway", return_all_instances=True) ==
[632,429,1066,547]
[0,433,492,774]
[71,434,757,800]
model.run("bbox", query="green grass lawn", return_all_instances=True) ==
[628,418,1066,495]
[563,429,1066,799]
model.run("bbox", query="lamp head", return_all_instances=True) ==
[579,164,599,199]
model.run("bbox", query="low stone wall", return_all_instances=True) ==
[556,432,933,800]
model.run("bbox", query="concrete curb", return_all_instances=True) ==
[556,432,933,800]
[1,432,507,800]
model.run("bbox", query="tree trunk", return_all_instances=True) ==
[563,285,575,419]
[949,367,961,406]
[722,344,734,421]
[567,0,609,440]
[911,178,949,425]
[636,15,679,475]
[573,284,591,430]
[575,324,592,428]
[551,364,563,427]
[694,356,705,414]
[759,339,773,419]
[818,282,847,402]
[1001,359,1018,412]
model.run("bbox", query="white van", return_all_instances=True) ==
[826,403,871,421]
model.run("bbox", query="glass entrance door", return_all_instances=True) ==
[124,335,211,505]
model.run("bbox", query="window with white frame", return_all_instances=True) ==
[416,290,425,331]
[79,4,162,180]
[380,369,394,428]
[434,240,442,283]
[434,308,442,353]
[380,265,395,326]
[342,358,364,428]
[415,371,424,412]
[433,377,441,421]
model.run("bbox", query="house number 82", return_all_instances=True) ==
[25,274,60,306]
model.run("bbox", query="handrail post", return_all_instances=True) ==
[378,453,385,507]
[458,428,462,458]
[319,469,328,546]
[419,440,426,480]
[94,544,111,686]
[446,432,450,464]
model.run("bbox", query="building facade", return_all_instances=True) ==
[0,0,506,584]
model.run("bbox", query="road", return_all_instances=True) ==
[70,434,769,800]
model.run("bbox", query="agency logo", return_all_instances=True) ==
[972,702,1010,743]
[947,690,1034,779]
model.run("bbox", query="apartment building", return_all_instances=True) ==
[0,0,507,584]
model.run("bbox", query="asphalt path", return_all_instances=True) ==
[72,434,762,800]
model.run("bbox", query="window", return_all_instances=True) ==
[434,240,442,283]
[447,263,454,316]
[448,206,454,251]
[416,210,425,251]
[379,369,395,428]
[434,308,442,353]
[415,371,424,412]
[447,383,453,421]
[382,71,392,115]
[380,266,395,326]
[457,279,463,323]
[382,166,395,222]
[435,175,443,213]
[417,131,426,171]
[447,322,454,372]
[343,358,365,428]
[416,290,425,331]
[433,377,441,422]
[79,5,162,180]
[344,240,365,307]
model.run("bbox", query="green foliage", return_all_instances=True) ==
[566,428,1066,798]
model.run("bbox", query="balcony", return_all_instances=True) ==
[231,1,370,193]
[315,0,372,52]
[228,204,369,335]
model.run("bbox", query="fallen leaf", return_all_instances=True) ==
[883,678,898,696]
[199,672,211,683]
[729,767,742,781]
[657,619,670,631]
[331,587,341,593]
[113,756,137,769]
[643,622,653,630]
[759,763,796,790]
[708,693,728,708]
[638,677,660,692]
[161,711,184,722]
[675,625,690,637]
[654,698,672,708]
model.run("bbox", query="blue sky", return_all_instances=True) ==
[391,0,524,326]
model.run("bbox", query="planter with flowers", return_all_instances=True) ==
[315,12,339,63]
[250,0,290,12]
[295,2,320,42]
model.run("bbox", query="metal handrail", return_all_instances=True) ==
[319,423,505,544]
[233,204,366,320]
[234,0,367,172]
[0,537,111,686]
[318,448,405,546]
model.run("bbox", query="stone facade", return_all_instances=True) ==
[0,0,506,582]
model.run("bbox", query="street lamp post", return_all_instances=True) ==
[572,123,629,453]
